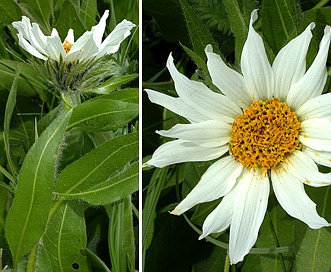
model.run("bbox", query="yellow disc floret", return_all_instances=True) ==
[63,39,73,53]
[229,98,301,171]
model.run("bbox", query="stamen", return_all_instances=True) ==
[229,98,301,171]
[63,39,73,53]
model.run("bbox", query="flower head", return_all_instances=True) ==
[12,10,135,63]
[145,9,331,264]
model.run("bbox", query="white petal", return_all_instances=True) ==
[157,120,231,147]
[286,26,331,110]
[167,54,242,123]
[171,156,243,215]
[16,34,47,60]
[271,166,329,229]
[299,135,331,152]
[31,23,48,52]
[145,89,208,123]
[144,139,228,168]
[273,23,314,100]
[205,45,251,108]
[302,146,331,168]
[301,118,331,140]
[229,169,269,264]
[65,29,74,44]
[44,28,66,61]
[241,10,274,101]
[297,92,331,121]
[91,10,109,46]
[75,33,99,61]
[96,19,136,58]
[199,181,239,239]
[283,151,331,187]
[66,31,92,62]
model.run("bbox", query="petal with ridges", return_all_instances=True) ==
[302,147,331,168]
[301,118,331,140]
[229,169,269,264]
[286,26,331,111]
[167,54,242,123]
[97,19,136,58]
[273,23,314,100]
[91,10,109,46]
[45,29,65,61]
[144,139,228,168]
[284,151,331,187]
[241,9,274,101]
[145,89,211,123]
[157,120,231,147]
[271,166,329,229]
[205,45,251,108]
[171,156,243,215]
[299,135,331,152]
[16,34,47,60]
[297,92,331,121]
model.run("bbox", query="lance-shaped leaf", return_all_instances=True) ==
[55,132,138,204]
[67,97,138,132]
[5,110,72,267]
[36,202,90,272]
[106,196,135,272]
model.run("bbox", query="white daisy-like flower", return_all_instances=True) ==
[145,9,331,264]
[12,10,135,63]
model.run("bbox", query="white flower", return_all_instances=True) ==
[145,9,331,264]
[12,10,135,62]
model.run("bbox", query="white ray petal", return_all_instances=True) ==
[271,166,329,229]
[157,120,231,147]
[297,92,331,121]
[284,151,331,187]
[66,31,92,62]
[229,169,269,264]
[205,45,251,108]
[273,23,314,100]
[45,28,66,61]
[166,54,242,123]
[198,181,239,239]
[171,156,243,215]
[145,89,213,123]
[286,26,331,111]
[91,10,109,46]
[302,146,331,168]
[144,139,228,168]
[97,19,136,58]
[64,29,74,44]
[301,118,331,140]
[299,135,331,152]
[16,34,47,60]
[241,9,274,101]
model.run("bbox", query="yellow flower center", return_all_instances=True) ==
[229,98,301,171]
[63,39,73,53]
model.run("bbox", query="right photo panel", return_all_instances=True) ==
[142,0,331,271]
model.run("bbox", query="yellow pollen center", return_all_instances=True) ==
[63,39,73,53]
[229,98,301,171]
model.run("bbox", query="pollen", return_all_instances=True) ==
[229,98,301,171]
[62,39,73,53]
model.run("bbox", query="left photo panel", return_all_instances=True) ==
[0,0,139,271]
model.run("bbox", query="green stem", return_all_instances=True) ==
[313,0,330,9]
[26,244,38,272]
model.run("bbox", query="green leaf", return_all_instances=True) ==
[89,74,138,95]
[4,110,72,268]
[223,0,250,62]
[262,0,300,54]
[55,132,138,203]
[0,60,44,97]
[67,97,138,132]
[17,0,52,33]
[58,161,138,205]
[3,68,19,177]
[292,186,331,271]
[179,0,220,60]
[36,202,90,271]
[100,88,139,104]
[77,0,97,29]
[0,0,21,24]
[55,0,86,39]
[106,196,135,272]
[83,248,110,272]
